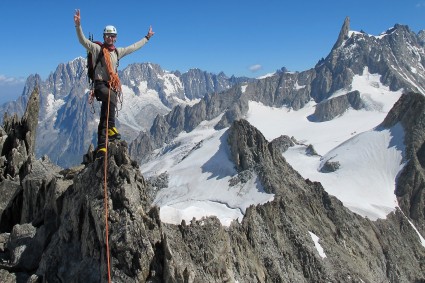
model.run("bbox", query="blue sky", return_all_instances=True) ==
[1,0,424,102]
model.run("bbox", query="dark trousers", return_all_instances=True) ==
[94,81,117,148]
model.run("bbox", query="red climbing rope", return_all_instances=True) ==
[103,87,112,283]
[101,46,124,283]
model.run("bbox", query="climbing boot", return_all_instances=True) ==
[96,147,107,159]
[108,127,121,141]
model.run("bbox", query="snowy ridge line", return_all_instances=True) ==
[155,198,245,216]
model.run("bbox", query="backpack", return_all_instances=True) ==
[87,36,119,85]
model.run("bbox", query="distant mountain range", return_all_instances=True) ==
[128,17,425,163]
[0,60,251,167]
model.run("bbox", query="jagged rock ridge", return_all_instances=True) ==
[129,85,249,163]
[0,88,424,282]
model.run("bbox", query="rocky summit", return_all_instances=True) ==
[0,86,424,282]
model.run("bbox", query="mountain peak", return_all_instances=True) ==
[332,16,350,50]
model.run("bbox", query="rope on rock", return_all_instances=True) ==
[101,46,124,282]
[103,87,112,283]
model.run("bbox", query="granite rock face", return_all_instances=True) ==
[0,89,424,282]
[311,90,365,122]
[380,92,425,236]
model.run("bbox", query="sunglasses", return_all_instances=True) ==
[105,34,116,38]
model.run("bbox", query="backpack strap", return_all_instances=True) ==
[94,49,105,70]
[93,41,104,72]
[115,49,119,68]
[94,45,119,73]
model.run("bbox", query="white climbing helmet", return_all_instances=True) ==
[103,25,117,35]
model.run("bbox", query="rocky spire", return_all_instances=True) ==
[0,87,40,181]
[21,87,40,157]
[3,87,39,158]
[332,16,350,50]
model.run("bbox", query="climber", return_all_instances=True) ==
[73,9,155,158]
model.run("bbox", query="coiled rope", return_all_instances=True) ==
[103,47,122,94]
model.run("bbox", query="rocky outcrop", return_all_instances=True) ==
[310,90,365,121]
[0,87,39,182]
[225,119,424,282]
[270,135,296,153]
[243,70,314,110]
[129,86,249,163]
[380,92,425,235]
[0,136,163,281]
[35,142,162,283]
[319,159,341,173]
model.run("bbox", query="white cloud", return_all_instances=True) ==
[0,75,26,85]
[249,64,262,72]
[416,1,425,8]
[0,75,26,104]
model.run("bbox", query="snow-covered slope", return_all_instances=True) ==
[141,116,274,226]
[141,67,408,227]
[119,83,170,132]
[247,67,405,220]
[283,124,405,220]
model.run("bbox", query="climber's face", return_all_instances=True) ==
[103,33,116,45]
